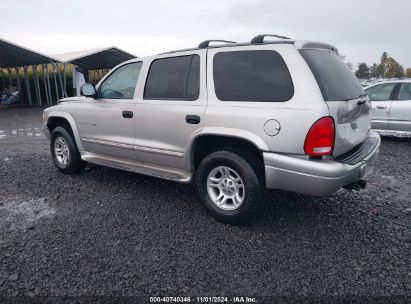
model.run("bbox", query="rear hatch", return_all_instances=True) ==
[300,48,371,156]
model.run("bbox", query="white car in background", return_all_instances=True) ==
[365,80,411,132]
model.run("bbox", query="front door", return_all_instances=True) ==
[76,62,143,160]
[133,50,207,170]
[367,82,396,130]
[389,82,411,132]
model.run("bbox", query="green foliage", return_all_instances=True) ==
[381,51,388,62]
[355,63,370,78]
[406,68,411,78]
[357,51,405,79]
[369,63,378,78]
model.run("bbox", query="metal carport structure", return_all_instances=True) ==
[51,47,137,96]
[0,38,57,106]
[1,39,137,106]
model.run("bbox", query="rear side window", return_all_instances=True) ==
[397,83,411,100]
[213,50,294,102]
[144,55,200,100]
[300,49,364,101]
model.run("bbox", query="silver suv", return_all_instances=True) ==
[43,34,380,223]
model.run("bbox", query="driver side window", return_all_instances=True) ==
[99,62,142,99]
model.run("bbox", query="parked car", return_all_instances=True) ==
[43,35,380,223]
[0,89,22,105]
[365,80,411,132]
[362,80,375,88]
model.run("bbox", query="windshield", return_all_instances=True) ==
[300,49,364,101]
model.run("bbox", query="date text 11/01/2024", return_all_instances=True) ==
[149,296,257,302]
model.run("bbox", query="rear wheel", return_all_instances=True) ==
[50,126,86,174]
[195,150,264,224]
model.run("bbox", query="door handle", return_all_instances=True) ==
[376,105,387,109]
[122,111,133,118]
[186,115,200,124]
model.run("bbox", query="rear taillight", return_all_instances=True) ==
[304,116,335,156]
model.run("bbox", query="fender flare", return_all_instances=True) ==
[46,111,85,152]
[186,127,268,171]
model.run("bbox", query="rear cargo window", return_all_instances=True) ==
[213,50,294,102]
[300,49,364,101]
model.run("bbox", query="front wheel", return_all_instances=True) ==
[195,150,264,224]
[50,126,86,174]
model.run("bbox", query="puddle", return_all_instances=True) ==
[0,197,55,231]
[0,127,44,139]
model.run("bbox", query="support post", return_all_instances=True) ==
[23,66,32,106]
[41,64,50,106]
[14,67,22,92]
[31,65,40,106]
[92,70,97,84]
[56,63,65,98]
[46,64,53,105]
[0,69,5,91]
[63,63,67,98]
[34,66,42,106]
[52,63,59,101]
[7,68,13,87]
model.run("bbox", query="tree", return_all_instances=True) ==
[376,51,389,77]
[375,63,384,77]
[406,68,411,78]
[384,57,404,78]
[369,63,378,78]
[381,51,388,62]
[355,63,370,78]
[346,62,354,71]
[374,51,404,78]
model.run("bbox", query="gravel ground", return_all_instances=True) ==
[0,108,410,302]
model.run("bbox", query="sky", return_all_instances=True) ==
[0,0,409,69]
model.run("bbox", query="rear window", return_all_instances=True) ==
[213,50,294,102]
[398,83,411,100]
[300,49,364,101]
[144,55,200,100]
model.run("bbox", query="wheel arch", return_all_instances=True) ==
[46,111,85,152]
[187,128,268,172]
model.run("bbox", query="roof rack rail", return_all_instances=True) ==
[198,40,236,49]
[251,34,291,44]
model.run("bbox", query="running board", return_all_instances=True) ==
[81,152,192,183]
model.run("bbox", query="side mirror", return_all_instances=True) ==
[80,83,97,98]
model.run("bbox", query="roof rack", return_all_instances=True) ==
[251,34,291,44]
[198,40,236,49]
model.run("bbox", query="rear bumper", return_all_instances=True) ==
[264,131,381,196]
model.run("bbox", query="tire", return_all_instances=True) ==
[195,150,265,224]
[50,126,86,174]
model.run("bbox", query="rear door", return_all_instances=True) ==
[133,50,207,170]
[365,83,397,130]
[389,82,411,131]
[300,49,371,156]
